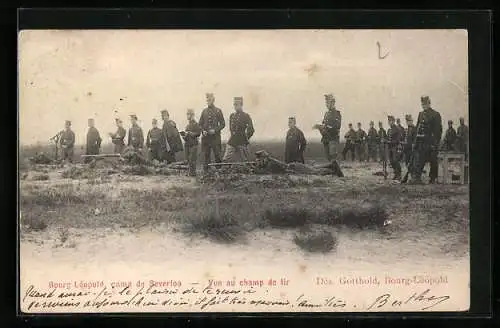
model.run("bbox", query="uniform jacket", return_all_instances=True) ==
[397,124,407,142]
[183,119,202,147]
[355,129,367,143]
[162,120,184,153]
[387,124,404,147]
[285,126,307,164]
[227,111,255,147]
[378,128,387,143]
[344,129,356,143]
[321,108,342,143]
[405,125,417,148]
[86,127,102,151]
[416,108,443,146]
[456,124,469,145]
[60,129,75,148]
[111,126,126,146]
[442,127,457,150]
[146,127,164,148]
[367,127,378,144]
[128,124,144,148]
[199,106,225,137]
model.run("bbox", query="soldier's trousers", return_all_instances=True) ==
[411,142,439,182]
[62,147,74,163]
[342,142,355,161]
[85,146,100,163]
[163,151,176,164]
[323,140,339,161]
[185,145,198,176]
[148,144,163,162]
[202,136,222,170]
[388,147,402,177]
[223,144,250,162]
[355,142,365,162]
[113,143,125,154]
[367,143,378,162]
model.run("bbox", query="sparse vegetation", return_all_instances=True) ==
[293,227,338,253]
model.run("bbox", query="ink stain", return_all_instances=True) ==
[248,92,260,107]
[87,92,93,97]
[304,63,321,77]
[298,264,307,273]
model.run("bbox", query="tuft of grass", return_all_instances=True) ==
[181,212,245,244]
[21,184,104,207]
[31,173,50,181]
[293,227,338,253]
[262,207,311,228]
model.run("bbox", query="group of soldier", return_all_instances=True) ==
[53,92,469,184]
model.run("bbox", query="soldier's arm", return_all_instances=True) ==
[198,111,206,131]
[139,129,144,147]
[97,130,102,147]
[146,131,151,148]
[228,113,235,134]
[69,131,75,147]
[216,109,225,132]
[192,122,202,137]
[246,114,255,140]
[335,111,342,130]
[299,130,307,151]
[127,130,131,146]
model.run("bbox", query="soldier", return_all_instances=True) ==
[85,118,102,163]
[404,114,417,167]
[410,96,443,184]
[387,115,404,180]
[441,120,457,151]
[109,118,126,154]
[319,94,342,162]
[366,121,378,162]
[342,123,356,161]
[60,120,75,163]
[456,117,469,161]
[146,118,164,162]
[377,121,387,162]
[222,96,255,162]
[285,117,307,164]
[161,110,184,164]
[199,93,226,171]
[396,118,406,163]
[354,122,367,162]
[182,109,202,176]
[128,114,144,151]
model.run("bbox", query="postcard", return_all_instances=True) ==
[18,29,469,313]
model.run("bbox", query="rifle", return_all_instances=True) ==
[208,161,257,167]
[49,131,63,161]
[401,146,415,184]
[81,154,122,159]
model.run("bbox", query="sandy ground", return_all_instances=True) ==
[19,161,470,312]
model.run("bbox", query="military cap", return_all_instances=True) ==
[448,120,453,124]
[421,95,431,104]
[348,123,353,126]
[387,115,395,121]
[459,117,465,121]
[88,118,94,122]
[152,118,158,123]
[234,96,243,101]
[186,108,195,115]
[396,118,401,123]
[357,122,361,125]
[288,116,296,121]
[369,121,374,125]
[130,114,138,120]
[405,114,413,121]
[65,120,71,125]
[324,93,334,100]
[205,93,214,98]
[161,109,169,116]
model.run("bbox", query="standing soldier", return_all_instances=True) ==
[60,120,75,163]
[161,110,184,164]
[128,114,144,151]
[456,117,469,161]
[199,93,226,171]
[146,118,164,162]
[109,118,126,154]
[441,120,457,151]
[223,96,255,162]
[85,118,102,163]
[410,96,443,184]
[404,114,417,168]
[387,116,404,180]
[354,122,367,162]
[182,109,202,176]
[377,121,387,162]
[318,94,342,162]
[342,123,356,161]
[366,121,378,162]
[396,118,406,163]
[285,116,307,164]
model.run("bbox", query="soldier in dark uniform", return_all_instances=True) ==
[354,122,367,162]
[366,121,378,162]
[146,118,164,162]
[441,120,457,151]
[161,110,184,164]
[85,118,102,163]
[109,118,126,154]
[342,123,356,161]
[456,117,469,161]
[285,117,307,164]
[223,96,255,162]
[378,121,387,162]
[410,96,443,184]
[199,93,226,171]
[182,109,202,176]
[128,114,144,151]
[396,118,406,163]
[387,116,404,180]
[60,120,75,163]
[319,94,342,161]
[404,114,417,167]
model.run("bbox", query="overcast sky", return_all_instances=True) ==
[18,29,468,146]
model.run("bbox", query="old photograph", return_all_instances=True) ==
[18,29,469,312]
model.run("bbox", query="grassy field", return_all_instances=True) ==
[18,141,469,258]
